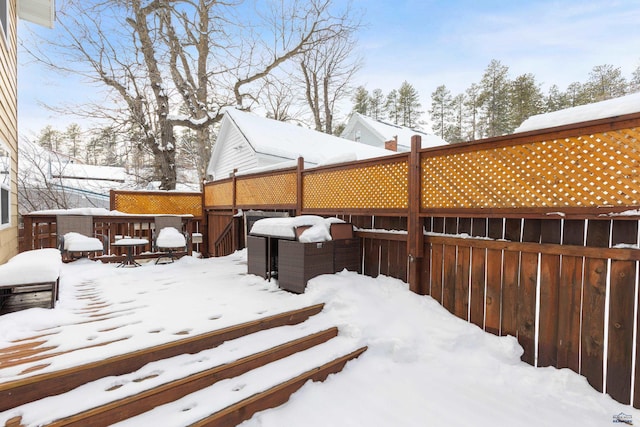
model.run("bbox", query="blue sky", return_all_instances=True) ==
[17,0,640,137]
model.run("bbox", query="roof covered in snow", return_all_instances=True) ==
[515,92,640,133]
[341,113,448,150]
[206,109,395,179]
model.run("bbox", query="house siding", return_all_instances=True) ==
[342,123,384,149]
[0,0,18,263]
[212,127,258,180]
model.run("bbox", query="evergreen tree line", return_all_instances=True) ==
[430,60,640,143]
[351,81,423,129]
[350,60,640,144]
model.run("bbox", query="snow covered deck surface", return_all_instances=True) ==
[0,251,636,426]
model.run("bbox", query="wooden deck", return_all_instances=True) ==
[0,279,366,426]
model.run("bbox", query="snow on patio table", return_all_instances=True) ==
[0,251,638,427]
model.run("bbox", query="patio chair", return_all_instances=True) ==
[56,215,106,260]
[153,215,188,264]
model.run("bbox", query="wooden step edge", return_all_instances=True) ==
[48,327,339,427]
[0,303,325,413]
[190,346,368,427]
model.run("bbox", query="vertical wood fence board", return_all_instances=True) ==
[485,218,503,335]
[442,243,457,314]
[501,218,522,337]
[469,218,487,329]
[454,218,472,319]
[420,242,432,296]
[582,220,611,392]
[537,219,561,368]
[518,219,541,366]
[430,242,444,304]
[455,244,471,320]
[379,240,390,277]
[557,219,585,373]
[606,220,637,404]
[441,218,457,314]
[363,238,381,278]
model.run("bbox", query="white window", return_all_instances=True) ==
[0,142,10,226]
[0,0,7,42]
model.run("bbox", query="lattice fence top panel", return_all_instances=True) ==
[236,172,297,207]
[113,192,203,216]
[304,160,408,210]
[204,181,233,207]
[422,127,640,209]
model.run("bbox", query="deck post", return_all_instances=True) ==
[296,157,304,216]
[232,169,238,252]
[408,135,424,294]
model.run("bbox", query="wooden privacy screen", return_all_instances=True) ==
[422,126,640,209]
[204,180,233,208]
[111,190,203,217]
[423,216,640,407]
[303,158,408,211]
[236,170,297,207]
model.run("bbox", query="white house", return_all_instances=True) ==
[206,108,395,181]
[19,139,131,212]
[340,113,448,152]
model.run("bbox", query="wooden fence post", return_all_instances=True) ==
[408,136,424,294]
[296,157,304,216]
[232,169,238,252]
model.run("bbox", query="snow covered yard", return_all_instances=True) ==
[0,250,638,426]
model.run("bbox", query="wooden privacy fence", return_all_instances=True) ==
[203,112,640,408]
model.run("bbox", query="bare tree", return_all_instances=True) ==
[299,22,361,134]
[25,0,356,188]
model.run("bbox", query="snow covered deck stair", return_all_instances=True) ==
[0,303,366,426]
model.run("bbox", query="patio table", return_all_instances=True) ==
[113,238,149,267]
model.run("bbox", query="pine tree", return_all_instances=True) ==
[352,86,370,115]
[631,63,640,93]
[430,85,453,140]
[38,126,62,152]
[64,124,83,159]
[564,82,590,107]
[509,73,544,129]
[397,81,422,128]
[586,64,627,101]
[369,89,385,120]
[447,94,465,143]
[545,84,568,112]
[478,59,512,138]
[464,83,482,141]
[385,89,400,124]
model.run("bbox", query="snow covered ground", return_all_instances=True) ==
[0,250,638,426]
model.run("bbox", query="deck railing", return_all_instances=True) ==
[21,214,196,261]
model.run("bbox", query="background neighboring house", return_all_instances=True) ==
[0,0,54,263]
[340,112,448,152]
[207,108,395,181]
[18,139,130,213]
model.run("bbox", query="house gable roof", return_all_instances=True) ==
[18,0,55,28]
[341,113,447,149]
[209,109,395,176]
